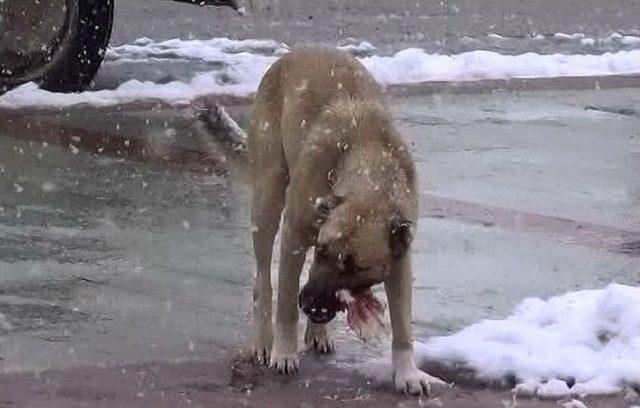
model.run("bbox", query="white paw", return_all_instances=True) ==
[270,325,299,375]
[304,322,335,354]
[394,367,447,396]
[253,322,273,365]
[270,347,299,374]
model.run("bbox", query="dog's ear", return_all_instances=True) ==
[389,216,414,258]
[313,194,342,227]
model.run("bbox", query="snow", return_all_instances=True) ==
[337,40,377,56]
[361,48,640,84]
[536,379,573,398]
[2,36,640,109]
[553,33,586,41]
[349,284,640,397]
[0,39,279,108]
[560,400,588,408]
[535,32,640,46]
[553,32,640,47]
[413,283,640,397]
[106,37,288,61]
[622,36,640,46]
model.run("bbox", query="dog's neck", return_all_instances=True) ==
[333,138,412,205]
[318,96,417,215]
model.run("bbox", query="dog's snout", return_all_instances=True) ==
[302,305,334,324]
[299,284,339,324]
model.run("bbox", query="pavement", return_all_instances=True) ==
[1,84,639,407]
[1,1,640,407]
[112,0,640,54]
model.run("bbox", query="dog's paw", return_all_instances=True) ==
[269,348,299,374]
[394,367,447,396]
[271,323,299,374]
[304,322,335,354]
[253,343,272,365]
[253,323,273,365]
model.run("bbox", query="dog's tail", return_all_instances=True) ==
[199,103,248,155]
[191,101,249,172]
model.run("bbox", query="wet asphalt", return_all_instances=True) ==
[113,0,640,55]
[1,85,639,373]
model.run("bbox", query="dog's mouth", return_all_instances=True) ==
[335,286,377,310]
[336,286,386,341]
[299,284,385,334]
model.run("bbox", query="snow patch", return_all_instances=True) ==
[553,33,586,41]
[551,32,640,47]
[580,38,596,46]
[2,37,640,109]
[537,379,572,398]
[560,400,588,408]
[360,48,640,85]
[622,36,640,46]
[337,40,377,56]
[106,37,288,60]
[0,59,272,107]
[414,283,640,397]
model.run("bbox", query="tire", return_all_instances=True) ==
[0,0,114,93]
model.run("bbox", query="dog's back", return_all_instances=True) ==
[249,49,391,171]
[249,48,417,228]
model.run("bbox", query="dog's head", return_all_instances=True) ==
[299,194,414,324]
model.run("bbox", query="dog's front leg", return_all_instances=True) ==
[271,218,307,374]
[385,254,446,395]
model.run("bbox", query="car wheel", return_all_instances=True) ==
[0,0,114,93]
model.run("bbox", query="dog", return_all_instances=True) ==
[248,49,444,395]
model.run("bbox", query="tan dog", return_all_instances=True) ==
[248,49,444,395]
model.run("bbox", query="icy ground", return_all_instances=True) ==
[356,284,640,398]
[2,37,640,109]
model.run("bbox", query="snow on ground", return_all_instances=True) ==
[0,39,284,108]
[507,31,640,47]
[2,36,640,109]
[106,37,289,61]
[360,48,640,84]
[337,40,377,56]
[357,283,640,398]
